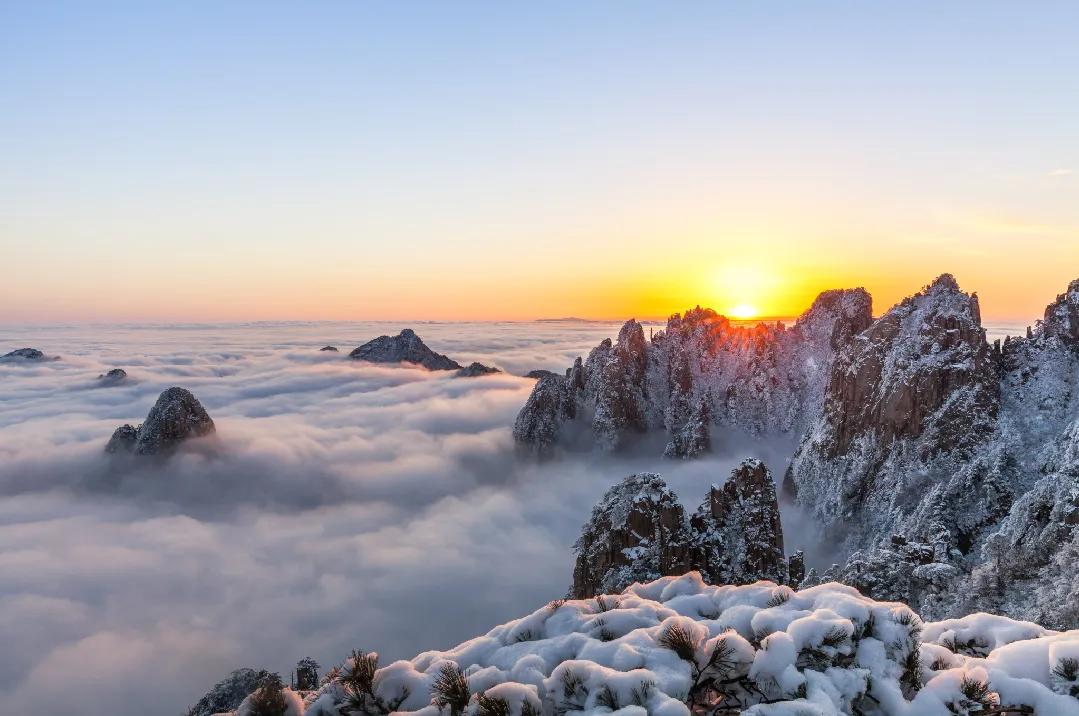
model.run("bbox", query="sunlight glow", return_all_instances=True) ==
[728,304,758,320]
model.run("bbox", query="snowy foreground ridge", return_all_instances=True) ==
[227,574,1079,716]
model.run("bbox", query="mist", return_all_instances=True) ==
[0,320,821,716]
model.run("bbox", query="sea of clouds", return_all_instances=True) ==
[0,318,1019,715]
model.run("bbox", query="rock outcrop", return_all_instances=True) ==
[349,329,461,370]
[514,288,872,457]
[456,362,501,377]
[786,275,1079,625]
[786,274,999,545]
[105,424,138,453]
[104,387,216,456]
[185,668,275,716]
[1,347,48,361]
[1041,278,1079,346]
[319,345,339,352]
[571,463,788,598]
[512,374,573,456]
[97,368,128,385]
[525,369,559,380]
[691,459,786,585]
[571,473,695,598]
[538,274,1079,626]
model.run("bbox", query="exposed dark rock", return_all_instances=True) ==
[456,362,501,377]
[104,387,216,456]
[105,424,138,454]
[786,274,1000,548]
[691,459,786,585]
[571,473,695,598]
[185,668,274,716]
[820,273,997,459]
[1,347,47,361]
[97,368,128,385]
[512,375,571,456]
[572,464,788,598]
[525,369,559,380]
[786,275,1079,626]
[319,345,339,352]
[787,550,806,589]
[348,329,461,370]
[1040,278,1079,347]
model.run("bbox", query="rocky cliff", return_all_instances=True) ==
[788,275,1079,624]
[105,387,216,456]
[530,274,1079,626]
[691,458,786,586]
[571,461,787,598]
[514,288,872,457]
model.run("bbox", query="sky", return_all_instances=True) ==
[2,1,1078,323]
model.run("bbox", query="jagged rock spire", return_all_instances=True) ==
[571,463,788,598]
[691,459,786,585]
[571,473,694,598]
[514,287,872,457]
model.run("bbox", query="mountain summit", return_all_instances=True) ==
[349,329,462,370]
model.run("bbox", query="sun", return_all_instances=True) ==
[728,304,758,320]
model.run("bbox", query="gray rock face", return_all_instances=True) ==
[185,668,274,716]
[105,387,216,456]
[787,275,1079,627]
[514,288,872,457]
[1,347,47,361]
[571,463,788,598]
[348,329,461,370]
[571,473,695,598]
[319,345,339,352]
[525,369,559,380]
[105,424,138,453]
[691,459,786,586]
[456,362,501,377]
[512,374,573,456]
[787,276,1000,542]
[97,368,128,385]
[1041,278,1079,347]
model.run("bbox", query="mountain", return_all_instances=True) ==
[456,361,502,377]
[349,329,462,370]
[513,289,872,457]
[1,347,51,361]
[105,387,216,456]
[517,274,1079,629]
[788,276,1079,627]
[195,573,1079,716]
[571,461,788,598]
[97,368,128,385]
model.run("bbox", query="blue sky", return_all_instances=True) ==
[2,2,1077,321]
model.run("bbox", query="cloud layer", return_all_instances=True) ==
[1,321,806,716]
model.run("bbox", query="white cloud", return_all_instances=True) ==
[0,322,798,716]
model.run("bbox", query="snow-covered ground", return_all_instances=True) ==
[264,573,1079,716]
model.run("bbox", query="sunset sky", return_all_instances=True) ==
[2,2,1078,323]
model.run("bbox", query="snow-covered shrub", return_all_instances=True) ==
[215,573,1079,716]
